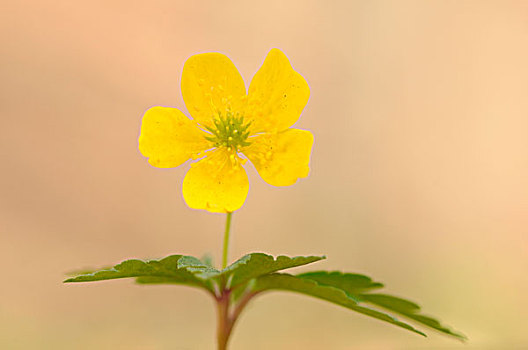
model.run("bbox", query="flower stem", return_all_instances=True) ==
[216,289,258,350]
[217,211,258,349]
[216,291,231,350]
[222,212,233,269]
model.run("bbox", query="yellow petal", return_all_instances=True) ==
[243,129,314,186]
[182,149,249,213]
[182,53,247,128]
[247,49,310,133]
[138,106,210,168]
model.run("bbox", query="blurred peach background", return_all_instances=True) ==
[1,0,527,349]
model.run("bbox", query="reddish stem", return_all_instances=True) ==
[216,291,231,350]
[216,289,259,350]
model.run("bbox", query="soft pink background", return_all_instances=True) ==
[1,1,527,349]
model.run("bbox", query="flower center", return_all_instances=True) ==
[205,111,251,150]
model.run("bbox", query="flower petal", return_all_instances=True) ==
[182,149,249,213]
[247,49,310,133]
[243,128,314,186]
[182,53,247,128]
[139,106,211,168]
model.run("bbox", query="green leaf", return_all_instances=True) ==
[64,255,217,293]
[295,271,466,340]
[176,255,220,279]
[64,253,465,340]
[297,271,384,294]
[200,254,214,268]
[359,294,467,340]
[219,253,325,288]
[253,273,426,337]
[64,253,324,292]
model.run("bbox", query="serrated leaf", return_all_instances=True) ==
[64,255,216,293]
[176,255,205,268]
[297,271,384,294]
[359,294,467,340]
[360,294,419,313]
[295,271,466,340]
[253,273,426,337]
[176,255,220,280]
[219,253,325,288]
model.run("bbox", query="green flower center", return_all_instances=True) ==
[205,111,252,150]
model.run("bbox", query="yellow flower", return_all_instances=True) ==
[139,49,313,213]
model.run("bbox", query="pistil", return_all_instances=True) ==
[205,110,251,151]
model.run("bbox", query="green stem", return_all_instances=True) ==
[216,212,259,349]
[222,212,233,269]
